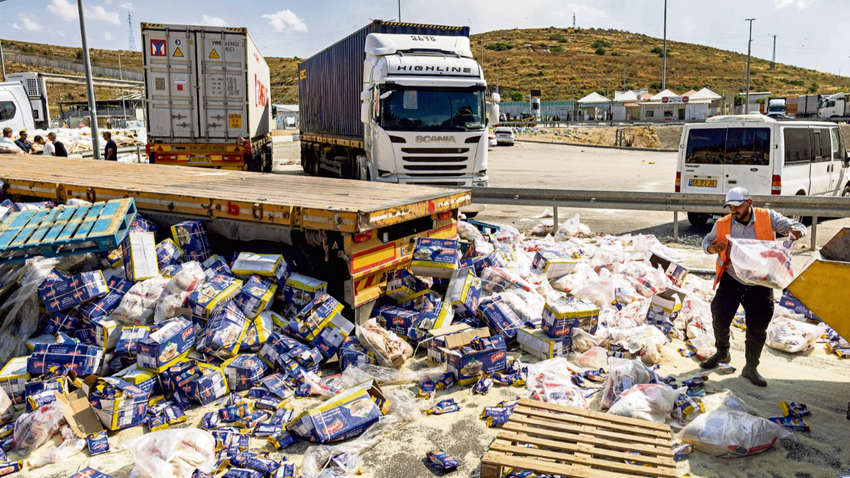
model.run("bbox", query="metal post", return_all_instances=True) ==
[78,0,101,159]
[811,216,818,249]
[0,38,5,81]
[745,18,756,114]
[662,0,667,90]
[552,206,559,232]
[673,211,679,243]
[136,142,142,163]
[398,0,401,22]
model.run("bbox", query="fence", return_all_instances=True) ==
[5,53,143,81]
[470,187,850,249]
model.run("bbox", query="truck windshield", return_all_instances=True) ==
[380,87,485,132]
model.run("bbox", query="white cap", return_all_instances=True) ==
[724,187,751,207]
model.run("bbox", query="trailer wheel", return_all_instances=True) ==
[687,212,709,227]
[262,145,273,173]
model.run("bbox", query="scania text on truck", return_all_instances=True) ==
[298,20,489,187]
[141,23,273,172]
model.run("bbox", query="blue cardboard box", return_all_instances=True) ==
[778,290,821,322]
[281,273,327,308]
[284,294,344,342]
[222,354,271,392]
[531,249,579,279]
[114,325,150,356]
[445,268,482,318]
[396,289,443,311]
[187,363,230,405]
[42,311,81,336]
[374,305,422,338]
[542,297,599,338]
[78,277,133,322]
[477,297,524,341]
[86,376,148,431]
[39,270,110,314]
[410,238,459,278]
[231,252,292,286]
[517,327,572,360]
[443,328,507,386]
[202,256,234,280]
[385,269,428,301]
[136,317,195,372]
[461,251,507,276]
[287,380,386,443]
[337,336,377,371]
[234,275,277,319]
[171,220,212,262]
[196,302,248,360]
[156,238,183,268]
[186,274,243,320]
[69,467,114,478]
[240,312,274,353]
[27,343,103,377]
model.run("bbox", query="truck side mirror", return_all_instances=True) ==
[360,90,371,101]
[361,102,371,124]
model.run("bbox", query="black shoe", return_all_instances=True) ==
[741,365,767,387]
[699,350,731,369]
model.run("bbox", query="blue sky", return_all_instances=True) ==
[2,0,848,75]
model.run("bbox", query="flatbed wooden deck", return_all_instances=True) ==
[0,156,471,233]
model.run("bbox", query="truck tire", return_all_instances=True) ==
[687,212,709,227]
[262,146,273,173]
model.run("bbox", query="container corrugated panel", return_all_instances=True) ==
[298,21,470,141]
[141,23,271,143]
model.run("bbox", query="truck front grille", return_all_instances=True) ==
[403,165,466,172]
[401,148,469,154]
[402,156,467,163]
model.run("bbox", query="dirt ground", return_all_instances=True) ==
[514,125,684,149]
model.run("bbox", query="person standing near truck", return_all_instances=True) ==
[700,187,805,386]
[103,132,118,161]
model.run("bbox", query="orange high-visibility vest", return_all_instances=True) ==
[714,207,774,289]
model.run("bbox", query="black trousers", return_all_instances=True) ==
[710,273,774,363]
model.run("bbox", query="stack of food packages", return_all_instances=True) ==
[0,201,835,476]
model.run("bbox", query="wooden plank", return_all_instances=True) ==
[9,209,48,248]
[24,207,64,246]
[516,399,671,432]
[41,206,79,244]
[502,423,674,458]
[512,407,672,441]
[55,205,91,244]
[495,432,675,467]
[489,442,678,478]
[480,452,649,478]
[0,211,36,248]
[70,203,105,242]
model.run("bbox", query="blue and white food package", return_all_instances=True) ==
[231,253,292,286]
[517,327,572,360]
[234,275,277,319]
[281,273,327,308]
[123,232,160,281]
[171,220,212,262]
[410,238,459,278]
[531,249,579,279]
[445,268,482,318]
[542,297,599,338]
[196,303,248,360]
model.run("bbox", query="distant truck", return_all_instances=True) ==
[819,92,850,122]
[141,23,273,172]
[5,72,49,129]
[797,94,822,118]
[765,97,787,117]
[298,20,489,187]
[0,82,36,133]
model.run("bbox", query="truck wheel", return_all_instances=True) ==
[687,212,709,227]
[843,185,850,198]
[262,146,273,173]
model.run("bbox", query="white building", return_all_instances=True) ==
[637,88,718,122]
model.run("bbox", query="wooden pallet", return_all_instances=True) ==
[0,198,136,264]
[480,398,678,478]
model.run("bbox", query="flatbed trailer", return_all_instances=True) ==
[0,156,470,320]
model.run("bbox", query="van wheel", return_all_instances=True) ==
[687,212,709,227]
[843,185,850,198]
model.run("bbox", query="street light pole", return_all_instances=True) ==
[662,0,667,90]
[78,0,101,159]
[398,0,401,22]
[745,18,755,114]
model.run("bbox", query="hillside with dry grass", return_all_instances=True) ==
[471,27,844,101]
[3,26,845,109]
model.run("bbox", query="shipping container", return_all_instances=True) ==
[141,23,271,143]
[298,21,470,141]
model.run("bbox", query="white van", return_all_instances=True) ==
[676,114,850,226]
[0,82,36,133]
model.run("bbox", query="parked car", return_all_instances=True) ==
[495,127,515,146]
[488,133,497,150]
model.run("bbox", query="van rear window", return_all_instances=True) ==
[685,127,770,165]
[783,128,811,164]
[0,102,16,121]
[685,128,726,164]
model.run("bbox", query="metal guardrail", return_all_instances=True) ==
[470,188,850,248]
[5,53,144,81]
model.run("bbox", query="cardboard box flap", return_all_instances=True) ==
[54,390,105,438]
[426,323,472,340]
[654,288,687,302]
[442,327,490,350]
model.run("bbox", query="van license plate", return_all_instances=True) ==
[688,179,717,187]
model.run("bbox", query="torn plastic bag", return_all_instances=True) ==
[497,288,546,323]
[600,358,657,409]
[341,364,445,387]
[609,325,669,366]
[12,400,64,454]
[112,276,170,325]
[525,358,588,410]
[480,267,534,293]
[766,316,825,354]
[154,262,205,323]
[677,410,794,457]
[300,389,423,478]
[457,221,485,242]
[494,225,523,245]
[726,236,794,289]
[615,299,650,329]
[595,235,626,254]
[632,234,684,262]
[569,346,609,369]
[124,428,216,478]
[0,386,13,426]
[688,334,717,359]
[355,319,413,369]
[554,213,591,241]
[699,390,761,417]
[590,251,626,273]
[26,425,86,468]
[682,297,713,339]
[552,262,598,293]
[570,326,609,354]
[572,268,615,308]
[607,384,687,423]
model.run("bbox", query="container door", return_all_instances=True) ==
[722,126,772,195]
[680,125,726,194]
[196,29,249,140]
[143,28,196,139]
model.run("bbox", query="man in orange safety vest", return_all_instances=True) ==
[700,187,805,387]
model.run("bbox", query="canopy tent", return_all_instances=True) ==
[649,89,679,101]
[613,91,640,103]
[577,92,610,104]
[683,89,698,98]
[688,88,722,101]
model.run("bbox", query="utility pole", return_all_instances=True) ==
[398,0,401,22]
[771,34,776,70]
[623,57,626,90]
[745,18,756,115]
[78,0,101,159]
[662,0,667,90]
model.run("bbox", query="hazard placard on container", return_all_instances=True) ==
[228,114,242,129]
[209,49,220,59]
[173,47,183,57]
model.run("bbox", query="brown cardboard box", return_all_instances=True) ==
[53,390,105,438]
